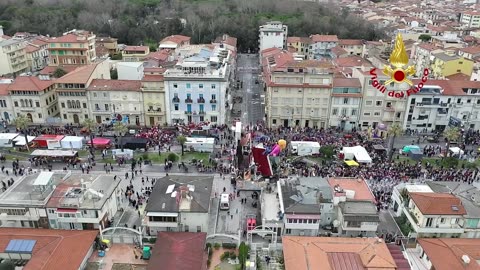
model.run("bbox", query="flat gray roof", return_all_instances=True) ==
[280,177,333,214]
[146,175,213,213]
[47,174,120,210]
[0,172,68,207]
[340,201,379,222]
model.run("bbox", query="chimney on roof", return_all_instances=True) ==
[462,255,470,265]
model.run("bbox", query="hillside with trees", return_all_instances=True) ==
[0,0,386,52]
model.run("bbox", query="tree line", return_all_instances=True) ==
[0,0,386,52]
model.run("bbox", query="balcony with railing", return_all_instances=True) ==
[185,98,193,103]
[197,98,205,103]
[210,99,217,103]
[199,111,206,115]
[185,111,192,115]
[147,108,163,115]
[172,97,180,103]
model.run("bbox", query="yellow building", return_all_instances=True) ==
[431,53,474,79]
[96,37,118,55]
[122,46,149,62]
[286,37,310,58]
[142,67,166,126]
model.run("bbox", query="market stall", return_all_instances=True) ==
[13,135,35,146]
[30,149,79,163]
[342,146,372,163]
[32,135,65,149]
[120,137,148,150]
[60,136,84,149]
[92,138,112,149]
[0,133,19,147]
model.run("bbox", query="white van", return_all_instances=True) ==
[220,193,230,210]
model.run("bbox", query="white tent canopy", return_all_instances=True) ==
[13,136,35,146]
[449,147,464,156]
[342,146,372,163]
[60,136,84,149]
[0,133,19,147]
[30,150,78,157]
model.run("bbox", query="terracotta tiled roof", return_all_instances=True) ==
[331,46,348,56]
[333,78,362,88]
[445,73,471,81]
[339,39,364,46]
[409,192,466,215]
[87,79,142,91]
[459,46,480,55]
[0,228,97,270]
[25,44,40,53]
[160,35,191,44]
[39,65,78,76]
[142,75,164,82]
[214,35,237,47]
[7,76,54,92]
[47,33,91,44]
[334,56,373,68]
[29,37,48,46]
[283,236,397,270]
[327,178,376,203]
[417,42,440,51]
[124,45,149,52]
[412,79,480,96]
[147,232,207,270]
[145,49,170,61]
[310,34,339,43]
[54,64,98,84]
[418,238,480,270]
[287,37,301,43]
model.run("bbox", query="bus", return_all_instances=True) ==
[220,193,230,210]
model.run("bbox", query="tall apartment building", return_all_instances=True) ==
[55,61,110,124]
[87,80,144,125]
[8,75,58,124]
[329,78,363,131]
[25,37,49,72]
[142,68,166,126]
[308,35,338,60]
[263,50,334,128]
[353,68,406,132]
[164,44,232,125]
[402,80,480,131]
[47,29,96,66]
[259,21,288,52]
[0,39,28,76]
[460,11,480,28]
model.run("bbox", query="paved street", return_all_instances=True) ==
[236,54,264,126]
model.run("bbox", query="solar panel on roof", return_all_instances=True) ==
[5,239,36,254]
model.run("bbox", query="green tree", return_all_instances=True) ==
[387,123,403,161]
[82,118,97,149]
[238,241,249,270]
[12,115,31,151]
[110,53,123,60]
[53,67,67,78]
[110,69,118,80]
[176,135,187,156]
[0,259,15,270]
[443,127,461,156]
[113,121,128,150]
[418,34,432,42]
